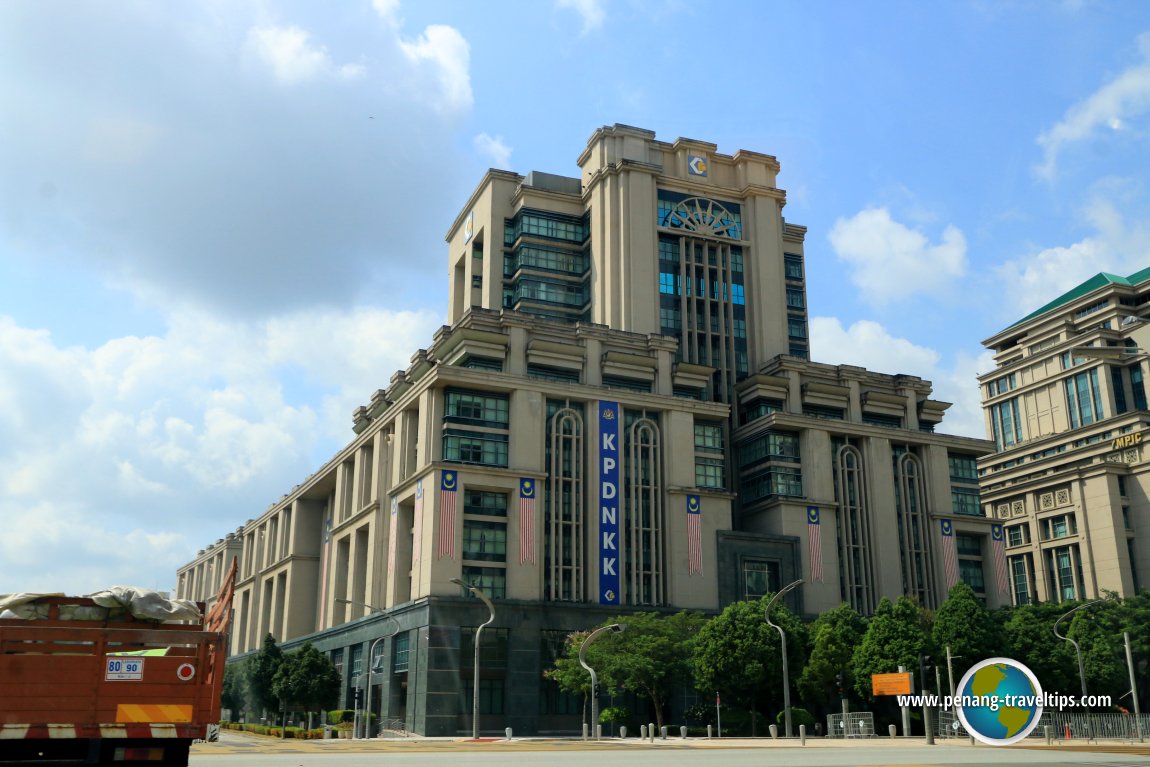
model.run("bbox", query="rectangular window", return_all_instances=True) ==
[1112,366,1129,415]
[526,364,581,384]
[1006,524,1028,547]
[786,288,805,309]
[462,678,506,716]
[742,560,780,600]
[460,356,504,372]
[787,317,807,339]
[460,565,506,599]
[540,631,582,715]
[1010,555,1030,605]
[741,399,783,424]
[956,533,982,556]
[784,254,803,279]
[460,627,509,671]
[463,490,508,517]
[695,458,724,489]
[442,431,509,467]
[694,422,724,452]
[948,455,979,482]
[737,432,799,467]
[958,559,985,592]
[1134,367,1148,410]
[393,633,410,673]
[659,272,677,295]
[1065,369,1102,429]
[863,413,902,429]
[445,390,509,426]
[462,520,507,562]
[990,397,1023,449]
[802,404,845,420]
[952,487,982,516]
[730,283,745,304]
[602,375,652,393]
[740,468,803,502]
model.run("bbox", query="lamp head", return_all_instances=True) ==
[610,623,626,634]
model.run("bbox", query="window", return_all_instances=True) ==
[990,397,1023,449]
[951,487,982,516]
[694,422,724,452]
[462,678,506,715]
[802,404,845,420]
[741,399,783,424]
[460,566,506,599]
[695,458,724,488]
[1041,513,1077,540]
[1065,369,1103,429]
[743,560,780,600]
[510,244,588,275]
[508,210,587,243]
[443,431,508,467]
[786,288,805,309]
[1134,367,1148,410]
[526,364,580,384]
[958,559,985,593]
[659,272,677,295]
[540,631,582,715]
[463,520,507,562]
[784,254,803,279]
[740,468,803,502]
[1046,545,1078,601]
[1112,366,1129,415]
[788,317,807,339]
[988,374,1017,397]
[393,634,410,673]
[949,455,979,482]
[738,432,799,467]
[602,375,652,393]
[863,413,902,429]
[460,356,503,372]
[1010,555,1031,605]
[1006,524,1028,547]
[464,491,508,517]
[460,627,509,671]
[445,390,509,426]
[956,534,982,557]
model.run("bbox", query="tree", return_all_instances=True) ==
[221,660,250,721]
[593,611,706,731]
[272,642,342,724]
[543,631,593,727]
[692,595,807,735]
[931,582,1006,681]
[851,596,930,700]
[1003,602,1079,695]
[798,603,866,711]
[247,633,285,716]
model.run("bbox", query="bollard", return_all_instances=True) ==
[969,735,975,746]
[505,727,512,741]
[889,724,896,739]
[596,724,602,741]
[649,723,655,742]
[619,725,627,739]
[640,725,647,740]
[583,723,588,741]
[707,724,713,739]
[800,724,806,746]
[1045,725,1052,745]
[660,725,667,740]
[769,724,778,739]
[680,726,687,739]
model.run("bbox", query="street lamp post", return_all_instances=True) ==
[336,598,399,738]
[579,623,625,741]
[765,579,804,739]
[451,578,495,740]
[1053,599,1102,699]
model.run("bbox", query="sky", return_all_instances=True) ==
[3,0,1150,595]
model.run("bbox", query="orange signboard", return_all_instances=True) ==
[871,672,913,696]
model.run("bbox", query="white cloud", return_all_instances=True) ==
[557,0,606,34]
[996,183,1150,320]
[810,316,989,439]
[473,132,512,168]
[1036,32,1150,179]
[397,25,473,113]
[246,25,335,84]
[827,207,967,305]
[0,306,442,594]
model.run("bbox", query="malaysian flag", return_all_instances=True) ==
[991,524,1009,597]
[412,480,424,564]
[687,495,702,576]
[939,519,959,590]
[438,470,458,559]
[807,506,823,582]
[519,478,537,565]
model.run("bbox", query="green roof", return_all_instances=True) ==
[1008,267,1150,328]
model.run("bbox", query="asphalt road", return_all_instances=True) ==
[188,731,1150,767]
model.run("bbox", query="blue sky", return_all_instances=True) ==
[3,0,1150,594]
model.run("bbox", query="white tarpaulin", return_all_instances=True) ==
[0,588,201,622]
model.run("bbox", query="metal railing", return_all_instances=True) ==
[380,718,408,738]
[1030,712,1149,741]
[826,712,875,738]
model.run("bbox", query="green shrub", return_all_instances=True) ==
[776,707,816,729]
[327,709,356,725]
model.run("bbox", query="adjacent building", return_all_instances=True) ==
[178,124,994,735]
[978,268,1150,606]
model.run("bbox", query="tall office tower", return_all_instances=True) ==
[179,125,994,736]
[979,268,1150,605]
[447,123,810,406]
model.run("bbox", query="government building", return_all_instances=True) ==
[178,125,994,735]
[978,268,1150,606]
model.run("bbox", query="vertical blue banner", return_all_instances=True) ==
[599,400,621,605]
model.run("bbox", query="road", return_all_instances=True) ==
[188,731,1150,767]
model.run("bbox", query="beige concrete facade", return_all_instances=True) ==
[177,124,996,735]
[979,269,1150,605]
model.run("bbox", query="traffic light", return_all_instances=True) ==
[919,654,934,693]
[835,671,845,696]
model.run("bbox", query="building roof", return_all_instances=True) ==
[1008,266,1150,328]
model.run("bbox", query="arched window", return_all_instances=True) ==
[546,404,584,601]
[895,451,935,608]
[625,413,664,605]
[835,443,876,614]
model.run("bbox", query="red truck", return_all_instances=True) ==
[0,564,234,766]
